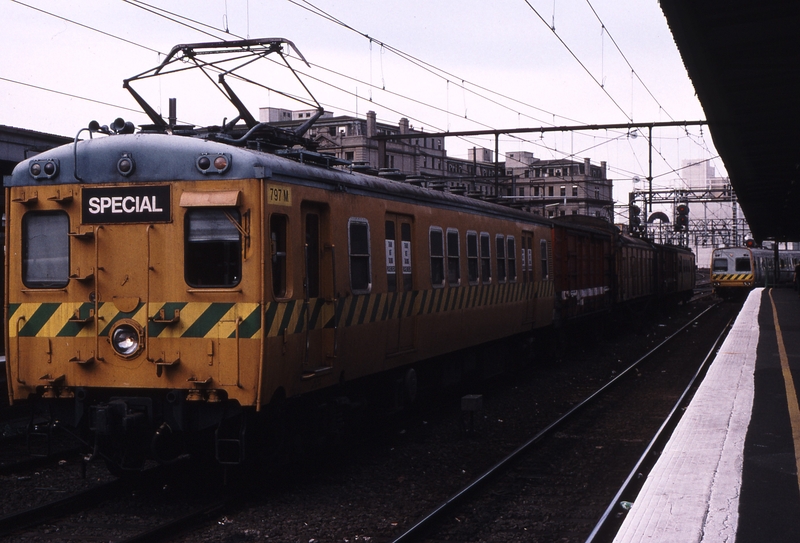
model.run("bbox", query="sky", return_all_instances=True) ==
[0,0,723,217]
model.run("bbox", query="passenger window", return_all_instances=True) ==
[480,232,491,284]
[467,231,479,285]
[507,237,517,282]
[349,218,371,293]
[385,221,397,292]
[735,257,751,272]
[269,214,288,297]
[185,208,241,288]
[401,223,413,291]
[429,227,445,288]
[540,239,549,279]
[22,211,69,288]
[496,235,506,283]
[446,229,460,286]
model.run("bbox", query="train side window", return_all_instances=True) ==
[22,211,69,288]
[540,239,549,279]
[446,228,460,286]
[735,257,751,272]
[507,237,517,282]
[385,220,397,292]
[185,208,241,288]
[712,258,728,272]
[466,231,479,285]
[480,232,491,284]
[429,227,445,288]
[349,218,371,293]
[496,234,507,283]
[401,222,413,291]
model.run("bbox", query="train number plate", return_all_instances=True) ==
[268,185,292,206]
[82,186,171,224]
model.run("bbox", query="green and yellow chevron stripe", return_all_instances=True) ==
[8,280,554,340]
[8,302,261,340]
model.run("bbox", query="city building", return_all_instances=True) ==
[261,109,615,221]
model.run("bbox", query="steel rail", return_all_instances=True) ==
[584,313,735,543]
[0,478,125,538]
[115,499,230,543]
[390,302,719,543]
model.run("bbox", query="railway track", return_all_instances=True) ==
[0,464,234,542]
[388,298,740,542]
[0,293,741,543]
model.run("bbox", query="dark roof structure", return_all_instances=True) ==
[660,0,800,242]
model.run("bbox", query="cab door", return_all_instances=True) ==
[384,214,415,354]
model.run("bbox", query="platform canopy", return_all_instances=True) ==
[660,0,800,242]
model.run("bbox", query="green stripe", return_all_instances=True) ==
[230,305,262,338]
[278,300,297,334]
[18,303,61,337]
[182,303,235,337]
[57,302,98,337]
[148,302,188,337]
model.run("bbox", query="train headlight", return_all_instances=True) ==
[109,320,143,358]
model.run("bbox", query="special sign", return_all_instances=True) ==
[82,186,171,224]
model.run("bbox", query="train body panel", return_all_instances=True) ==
[615,235,655,304]
[551,220,613,323]
[656,244,696,302]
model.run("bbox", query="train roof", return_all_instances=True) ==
[7,131,557,227]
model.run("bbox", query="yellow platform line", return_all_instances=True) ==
[768,288,800,497]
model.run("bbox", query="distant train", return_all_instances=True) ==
[3,38,696,473]
[711,246,800,298]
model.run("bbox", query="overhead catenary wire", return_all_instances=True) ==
[521,0,633,122]
[5,0,715,184]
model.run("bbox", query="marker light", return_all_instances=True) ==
[196,153,231,174]
[117,154,135,176]
[29,159,59,180]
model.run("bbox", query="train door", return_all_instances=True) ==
[301,203,335,374]
[384,214,415,354]
[521,230,535,324]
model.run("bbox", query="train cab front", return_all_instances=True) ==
[5,134,264,470]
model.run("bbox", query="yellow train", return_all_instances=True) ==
[6,128,561,469]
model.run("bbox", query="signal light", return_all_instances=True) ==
[674,201,689,231]
[629,204,641,233]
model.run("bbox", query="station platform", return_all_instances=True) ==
[613,287,800,542]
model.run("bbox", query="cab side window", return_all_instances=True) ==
[185,208,241,287]
[22,211,69,288]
